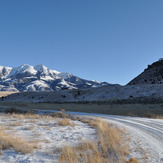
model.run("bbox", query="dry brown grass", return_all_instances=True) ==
[60,146,78,163]
[0,127,37,154]
[145,112,163,119]
[50,110,70,119]
[51,110,75,127]
[127,158,138,163]
[42,126,51,130]
[4,109,70,122]
[58,118,75,127]
[0,91,16,96]
[7,113,54,123]
[60,118,127,163]
[11,113,43,119]
[10,122,23,127]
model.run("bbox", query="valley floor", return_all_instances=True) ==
[0,104,162,162]
[0,113,96,163]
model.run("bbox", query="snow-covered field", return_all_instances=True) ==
[0,113,96,163]
[0,108,162,163]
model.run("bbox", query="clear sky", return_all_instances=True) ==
[0,0,163,85]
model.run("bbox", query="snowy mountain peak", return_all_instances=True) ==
[34,64,47,71]
[7,64,37,78]
[20,64,31,68]
[34,64,60,75]
[18,64,35,72]
[0,64,108,92]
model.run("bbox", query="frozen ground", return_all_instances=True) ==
[32,109,163,163]
[0,108,162,163]
[0,114,96,163]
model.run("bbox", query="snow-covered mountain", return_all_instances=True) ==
[0,64,108,92]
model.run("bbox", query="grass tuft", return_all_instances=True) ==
[127,158,138,163]
[60,118,127,163]
[145,112,163,119]
[0,127,37,154]
[58,118,75,127]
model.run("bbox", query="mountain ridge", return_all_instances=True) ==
[0,64,108,92]
[128,59,163,85]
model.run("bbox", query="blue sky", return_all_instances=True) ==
[0,0,163,85]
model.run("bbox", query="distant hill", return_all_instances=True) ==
[128,59,163,85]
[2,84,163,102]
[0,64,108,92]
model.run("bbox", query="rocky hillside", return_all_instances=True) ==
[0,64,108,92]
[128,59,163,85]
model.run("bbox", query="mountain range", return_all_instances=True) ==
[0,64,108,92]
[1,59,163,93]
[1,60,163,101]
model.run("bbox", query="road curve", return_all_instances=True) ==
[20,108,163,163]
[88,114,163,163]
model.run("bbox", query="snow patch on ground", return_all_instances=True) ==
[0,114,97,163]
